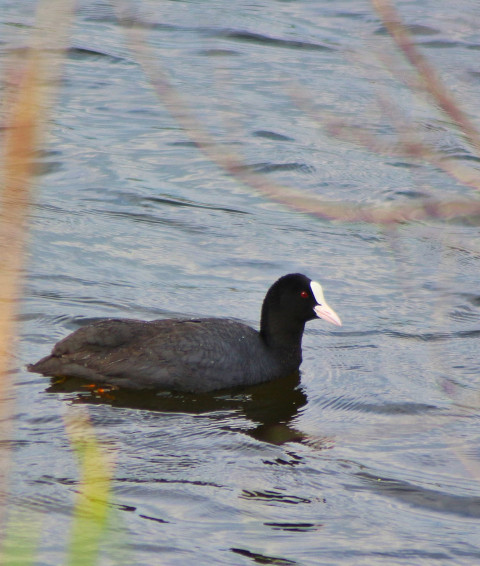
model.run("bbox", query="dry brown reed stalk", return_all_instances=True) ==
[359,2,480,427]
[0,0,74,536]
[366,0,480,190]
[371,0,480,156]
[115,4,480,225]
[290,76,480,197]
[289,1,480,194]
[372,0,480,414]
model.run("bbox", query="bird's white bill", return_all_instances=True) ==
[310,281,342,327]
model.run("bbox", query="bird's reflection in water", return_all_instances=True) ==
[47,372,312,445]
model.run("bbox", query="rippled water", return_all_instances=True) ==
[3,0,480,564]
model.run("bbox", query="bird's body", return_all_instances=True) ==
[28,274,341,392]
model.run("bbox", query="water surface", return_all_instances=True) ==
[2,0,480,564]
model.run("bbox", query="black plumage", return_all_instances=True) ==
[28,273,341,392]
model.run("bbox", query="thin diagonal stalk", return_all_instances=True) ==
[115,7,480,224]
[0,0,74,538]
[371,0,480,156]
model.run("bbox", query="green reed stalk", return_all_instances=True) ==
[65,411,115,566]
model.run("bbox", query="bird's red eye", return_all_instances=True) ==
[300,290,309,299]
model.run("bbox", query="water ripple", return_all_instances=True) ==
[231,548,297,566]
[211,29,335,51]
[354,472,480,519]
[318,396,440,415]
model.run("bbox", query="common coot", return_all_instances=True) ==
[28,273,341,392]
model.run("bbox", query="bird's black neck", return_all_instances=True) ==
[260,306,305,364]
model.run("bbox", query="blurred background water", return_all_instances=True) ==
[2,0,480,564]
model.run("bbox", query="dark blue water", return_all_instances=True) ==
[2,0,480,564]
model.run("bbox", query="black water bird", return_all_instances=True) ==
[28,273,341,393]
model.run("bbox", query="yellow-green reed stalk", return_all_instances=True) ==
[0,0,73,543]
[65,409,116,566]
[0,509,43,565]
